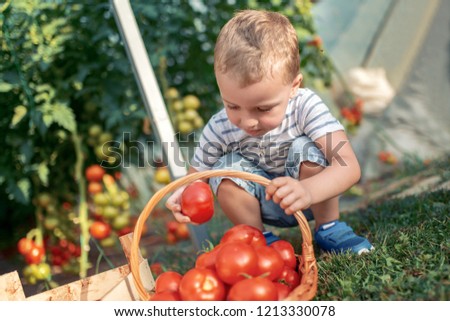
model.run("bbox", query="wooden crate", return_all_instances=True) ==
[0,234,154,301]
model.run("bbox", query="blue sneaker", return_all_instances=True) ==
[314,220,374,255]
[263,231,280,245]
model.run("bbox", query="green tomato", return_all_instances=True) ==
[35,263,51,280]
[102,206,119,220]
[112,214,130,231]
[100,236,116,248]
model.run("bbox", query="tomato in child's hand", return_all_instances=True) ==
[180,181,214,224]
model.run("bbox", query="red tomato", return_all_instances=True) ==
[25,244,45,264]
[88,181,103,194]
[195,244,223,270]
[227,277,278,301]
[89,221,111,240]
[150,262,164,277]
[274,282,291,300]
[155,271,183,293]
[17,238,34,255]
[150,291,181,301]
[219,224,266,247]
[179,268,226,301]
[85,164,105,182]
[166,221,178,233]
[175,223,190,240]
[276,266,300,290]
[215,242,258,285]
[255,246,284,281]
[166,232,177,244]
[269,240,297,269]
[180,181,214,224]
[117,226,133,237]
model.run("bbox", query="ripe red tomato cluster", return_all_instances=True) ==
[86,166,135,247]
[151,224,301,301]
[378,150,398,165]
[165,221,190,244]
[340,98,363,126]
[17,237,45,264]
[17,237,52,284]
[48,239,81,267]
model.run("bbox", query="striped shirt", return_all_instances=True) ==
[191,88,344,174]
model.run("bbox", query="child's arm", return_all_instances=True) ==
[266,130,361,214]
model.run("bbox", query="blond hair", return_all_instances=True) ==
[214,10,300,87]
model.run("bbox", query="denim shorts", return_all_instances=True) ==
[209,135,327,227]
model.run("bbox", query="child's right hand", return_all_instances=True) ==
[165,186,192,224]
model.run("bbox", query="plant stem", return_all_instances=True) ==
[72,131,90,278]
[91,237,115,273]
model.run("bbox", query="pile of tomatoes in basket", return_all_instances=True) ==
[151,224,301,301]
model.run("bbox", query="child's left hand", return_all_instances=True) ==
[265,177,313,215]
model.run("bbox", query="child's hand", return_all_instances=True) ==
[265,177,313,215]
[165,186,192,224]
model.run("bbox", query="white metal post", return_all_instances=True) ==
[110,0,208,249]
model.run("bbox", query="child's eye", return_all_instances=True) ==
[227,105,239,110]
[257,107,272,112]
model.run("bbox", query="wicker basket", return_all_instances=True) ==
[129,169,318,301]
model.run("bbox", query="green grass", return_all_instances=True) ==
[147,189,449,301]
[309,190,449,300]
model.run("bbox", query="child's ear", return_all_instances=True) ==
[290,73,303,97]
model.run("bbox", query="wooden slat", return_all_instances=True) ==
[1,233,154,301]
[0,271,26,301]
[26,264,130,301]
[119,233,155,295]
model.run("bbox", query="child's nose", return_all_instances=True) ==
[243,118,258,128]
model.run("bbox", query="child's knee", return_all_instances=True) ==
[299,161,324,179]
[216,178,241,197]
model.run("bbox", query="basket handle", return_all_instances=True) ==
[129,169,317,301]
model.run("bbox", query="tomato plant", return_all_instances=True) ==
[179,268,226,301]
[181,181,214,224]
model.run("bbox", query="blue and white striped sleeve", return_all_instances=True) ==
[299,90,344,141]
[190,115,228,171]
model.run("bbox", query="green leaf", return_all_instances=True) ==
[42,114,53,127]
[0,0,11,13]
[11,105,27,127]
[16,178,31,204]
[52,102,76,133]
[37,162,49,187]
[0,82,14,92]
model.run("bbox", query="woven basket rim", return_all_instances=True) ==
[129,169,318,301]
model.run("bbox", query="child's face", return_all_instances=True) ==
[216,71,301,137]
